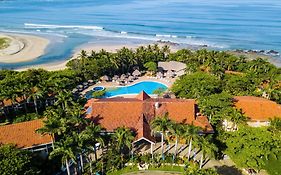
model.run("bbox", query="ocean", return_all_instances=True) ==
[0,0,281,69]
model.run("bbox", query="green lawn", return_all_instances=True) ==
[0,37,10,49]
[264,154,281,175]
[107,165,184,175]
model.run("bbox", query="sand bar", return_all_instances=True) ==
[0,33,50,63]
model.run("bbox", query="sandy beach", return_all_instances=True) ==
[0,33,49,63]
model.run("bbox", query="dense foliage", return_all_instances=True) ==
[224,126,281,170]
[0,145,39,175]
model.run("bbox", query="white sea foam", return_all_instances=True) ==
[24,23,104,30]
[23,23,226,49]
[156,34,173,38]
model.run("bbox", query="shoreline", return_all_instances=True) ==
[14,42,181,71]
[11,35,281,71]
[0,33,50,63]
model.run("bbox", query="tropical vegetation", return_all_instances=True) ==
[0,45,280,174]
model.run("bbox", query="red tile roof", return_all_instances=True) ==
[135,115,155,143]
[136,91,151,101]
[0,119,52,149]
[86,92,213,140]
[233,96,281,121]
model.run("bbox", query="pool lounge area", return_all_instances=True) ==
[86,81,168,99]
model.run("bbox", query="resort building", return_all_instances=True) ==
[0,119,52,155]
[158,61,186,77]
[85,91,213,151]
[233,96,281,127]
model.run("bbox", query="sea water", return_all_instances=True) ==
[0,0,281,68]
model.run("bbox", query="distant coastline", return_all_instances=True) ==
[0,33,49,63]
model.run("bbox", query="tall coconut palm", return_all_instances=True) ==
[184,124,200,160]
[112,127,134,168]
[151,113,173,160]
[37,108,68,148]
[28,87,43,114]
[113,127,134,154]
[55,90,73,110]
[195,136,218,169]
[170,122,184,161]
[79,123,105,174]
[50,137,77,175]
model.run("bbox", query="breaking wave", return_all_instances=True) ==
[24,23,227,48]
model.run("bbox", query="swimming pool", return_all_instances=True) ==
[86,81,168,98]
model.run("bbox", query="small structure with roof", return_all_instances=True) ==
[233,96,281,127]
[0,119,53,153]
[158,61,186,77]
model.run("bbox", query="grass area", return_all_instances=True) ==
[107,166,139,175]
[107,165,184,175]
[148,165,185,172]
[0,37,10,49]
[264,153,281,175]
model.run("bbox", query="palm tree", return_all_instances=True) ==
[170,122,184,161]
[113,127,134,154]
[55,90,73,110]
[195,136,218,169]
[183,124,200,160]
[112,127,134,168]
[50,137,77,175]
[28,87,43,114]
[79,122,105,174]
[37,108,68,148]
[151,113,173,160]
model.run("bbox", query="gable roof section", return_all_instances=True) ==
[136,91,151,101]
[233,96,281,121]
[88,100,144,131]
[0,119,52,149]
[134,115,155,143]
[86,92,212,135]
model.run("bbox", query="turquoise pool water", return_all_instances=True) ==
[86,81,168,98]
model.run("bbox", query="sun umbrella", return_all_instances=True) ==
[100,75,110,81]
[132,69,141,77]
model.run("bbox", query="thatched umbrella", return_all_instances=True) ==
[112,75,119,81]
[100,75,110,82]
[156,72,164,78]
[132,69,141,77]
[128,76,134,82]
[120,74,126,80]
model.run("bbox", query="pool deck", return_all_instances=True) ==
[81,76,176,97]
